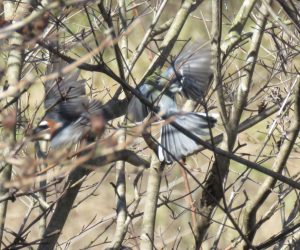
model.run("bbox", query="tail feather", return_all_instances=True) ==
[158,113,216,163]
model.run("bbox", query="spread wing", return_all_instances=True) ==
[175,43,212,101]
[161,43,212,101]
[44,61,88,121]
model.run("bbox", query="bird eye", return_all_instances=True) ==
[33,121,50,136]
[38,121,49,130]
[38,124,49,130]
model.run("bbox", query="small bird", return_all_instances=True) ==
[127,43,216,163]
[33,62,105,148]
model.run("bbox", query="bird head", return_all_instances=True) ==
[32,119,63,141]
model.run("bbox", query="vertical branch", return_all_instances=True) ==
[194,0,271,247]
[37,168,90,250]
[0,0,25,244]
[211,0,228,126]
[111,2,129,248]
[228,0,271,134]
[194,1,230,247]
[118,0,128,60]
[98,1,129,97]
[36,142,48,238]
[36,0,50,231]
[140,154,164,250]
[111,129,128,249]
[242,77,300,246]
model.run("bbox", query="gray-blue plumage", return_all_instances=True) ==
[127,43,216,163]
[159,113,216,162]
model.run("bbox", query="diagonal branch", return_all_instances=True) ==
[140,154,164,250]
[139,0,205,84]
[242,77,300,246]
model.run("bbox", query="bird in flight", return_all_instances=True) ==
[33,62,106,148]
[127,43,216,163]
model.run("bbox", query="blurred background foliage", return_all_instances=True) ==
[0,0,300,249]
